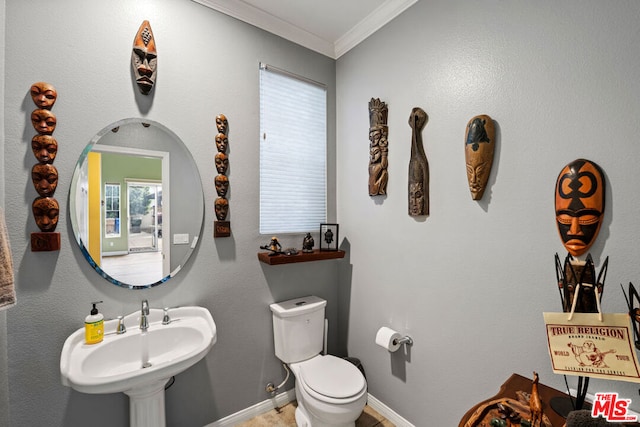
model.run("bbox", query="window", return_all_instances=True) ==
[259,63,327,234]
[104,183,121,237]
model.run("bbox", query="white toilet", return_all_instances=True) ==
[270,296,368,427]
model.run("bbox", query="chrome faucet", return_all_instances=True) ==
[140,300,150,331]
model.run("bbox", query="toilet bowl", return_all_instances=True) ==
[290,355,368,426]
[270,296,368,427]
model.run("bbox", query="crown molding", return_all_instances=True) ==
[335,0,418,58]
[191,0,335,58]
[192,0,419,59]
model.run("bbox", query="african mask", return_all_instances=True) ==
[215,152,228,174]
[31,109,56,135]
[216,114,228,135]
[464,115,495,200]
[30,82,57,109]
[215,133,228,153]
[555,159,605,257]
[31,135,58,164]
[31,163,58,197]
[32,197,59,232]
[214,197,229,221]
[215,174,229,197]
[131,20,157,95]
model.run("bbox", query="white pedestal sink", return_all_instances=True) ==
[60,306,216,427]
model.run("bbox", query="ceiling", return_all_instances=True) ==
[191,0,418,59]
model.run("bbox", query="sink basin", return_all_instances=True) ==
[60,306,216,427]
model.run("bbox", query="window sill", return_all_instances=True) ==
[257,249,345,265]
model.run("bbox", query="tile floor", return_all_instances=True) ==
[235,401,395,427]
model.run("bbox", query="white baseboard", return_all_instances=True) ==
[203,390,414,427]
[367,393,416,427]
[204,388,296,427]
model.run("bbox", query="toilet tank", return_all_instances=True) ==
[270,296,327,363]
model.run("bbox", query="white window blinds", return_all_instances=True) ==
[259,64,327,234]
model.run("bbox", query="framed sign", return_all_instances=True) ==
[320,223,339,251]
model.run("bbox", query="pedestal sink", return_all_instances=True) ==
[60,306,216,427]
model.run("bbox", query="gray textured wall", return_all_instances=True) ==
[1,0,9,424]
[3,1,336,426]
[337,0,640,425]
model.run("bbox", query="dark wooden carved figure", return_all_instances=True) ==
[302,233,314,253]
[555,159,605,257]
[368,98,388,196]
[29,82,60,251]
[132,20,157,95]
[408,107,429,216]
[465,115,495,200]
[214,113,231,237]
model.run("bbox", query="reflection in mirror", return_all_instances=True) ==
[69,118,204,289]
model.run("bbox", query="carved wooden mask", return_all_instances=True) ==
[555,159,605,257]
[464,115,495,200]
[131,20,157,95]
[31,163,58,197]
[30,82,57,110]
[32,197,59,232]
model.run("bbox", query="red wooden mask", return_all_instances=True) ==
[555,159,605,257]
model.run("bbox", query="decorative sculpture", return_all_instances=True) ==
[131,20,157,95]
[464,115,495,200]
[621,282,640,350]
[214,113,231,237]
[529,372,543,427]
[554,159,605,257]
[552,253,608,414]
[408,107,429,216]
[29,82,60,251]
[260,237,283,256]
[368,98,388,196]
[302,233,314,253]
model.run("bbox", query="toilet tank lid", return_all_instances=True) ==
[270,296,326,318]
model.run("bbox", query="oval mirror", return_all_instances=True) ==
[69,118,204,289]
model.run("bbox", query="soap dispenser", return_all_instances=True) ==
[85,301,104,344]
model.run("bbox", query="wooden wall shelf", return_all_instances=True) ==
[257,249,345,265]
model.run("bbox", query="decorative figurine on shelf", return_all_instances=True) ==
[408,107,429,216]
[320,223,339,251]
[131,20,157,95]
[260,237,283,256]
[302,233,314,253]
[529,372,543,427]
[368,98,389,196]
[464,114,495,200]
[554,159,605,257]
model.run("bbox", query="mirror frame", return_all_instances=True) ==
[69,118,204,289]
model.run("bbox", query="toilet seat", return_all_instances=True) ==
[296,355,367,404]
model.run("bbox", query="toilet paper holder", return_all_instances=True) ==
[394,335,413,347]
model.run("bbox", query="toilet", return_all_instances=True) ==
[270,296,368,427]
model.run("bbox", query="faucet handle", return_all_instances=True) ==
[116,316,127,334]
[141,299,149,315]
[162,307,171,325]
